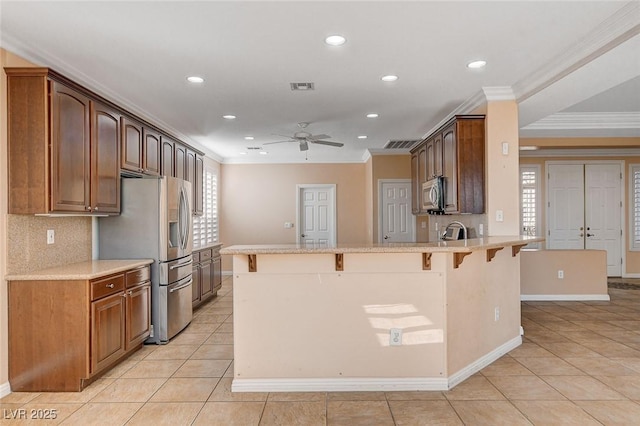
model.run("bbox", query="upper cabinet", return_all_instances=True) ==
[410,115,485,215]
[6,68,120,215]
[121,118,161,176]
[6,67,206,216]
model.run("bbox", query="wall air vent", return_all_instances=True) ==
[247,146,262,150]
[290,82,315,91]
[383,139,421,149]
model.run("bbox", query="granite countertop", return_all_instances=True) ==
[220,236,544,255]
[6,259,154,281]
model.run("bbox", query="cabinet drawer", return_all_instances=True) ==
[125,266,150,288]
[91,274,125,301]
[192,251,201,263]
[199,249,213,261]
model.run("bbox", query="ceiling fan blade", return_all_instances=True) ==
[310,140,344,147]
[263,139,295,145]
[299,140,309,151]
[308,133,331,141]
[272,133,294,139]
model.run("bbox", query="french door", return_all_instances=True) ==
[547,162,623,276]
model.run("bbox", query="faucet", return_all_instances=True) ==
[443,221,467,240]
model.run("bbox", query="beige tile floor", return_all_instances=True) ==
[3,278,640,425]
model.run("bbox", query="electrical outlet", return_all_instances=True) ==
[494,307,500,321]
[558,270,564,279]
[496,210,504,222]
[47,229,55,245]
[502,141,509,155]
[390,328,402,346]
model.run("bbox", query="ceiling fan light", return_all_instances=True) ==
[244,136,254,140]
[325,35,346,46]
[223,115,236,120]
[467,60,487,69]
[357,135,368,139]
[259,151,268,155]
[366,113,379,118]
[381,75,398,82]
[186,76,204,83]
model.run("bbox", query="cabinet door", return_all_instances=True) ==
[186,149,197,214]
[200,259,214,299]
[425,139,434,180]
[50,82,91,212]
[90,101,121,214]
[410,152,419,214]
[192,263,202,307]
[418,144,427,184]
[125,283,151,350]
[175,143,187,181]
[161,137,175,177]
[91,292,126,374]
[212,255,222,293]
[442,124,458,213]
[143,128,161,176]
[433,133,443,178]
[121,117,143,173]
[194,154,204,215]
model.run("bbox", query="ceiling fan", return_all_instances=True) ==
[264,122,344,151]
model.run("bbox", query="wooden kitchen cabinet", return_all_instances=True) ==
[161,136,175,177]
[195,153,204,215]
[410,115,485,215]
[175,142,187,181]
[192,246,222,309]
[8,264,151,392]
[121,117,161,176]
[6,68,120,214]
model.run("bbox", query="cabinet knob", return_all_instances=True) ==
[127,290,133,295]
[86,206,92,211]
[106,283,114,289]
[94,207,99,211]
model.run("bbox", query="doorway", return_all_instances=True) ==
[547,162,623,276]
[378,179,415,243]
[296,184,336,247]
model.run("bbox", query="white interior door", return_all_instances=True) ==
[585,164,622,276]
[297,185,336,247]
[379,180,415,243]
[548,164,585,249]
[547,162,622,276]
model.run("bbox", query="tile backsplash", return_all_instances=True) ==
[7,215,92,274]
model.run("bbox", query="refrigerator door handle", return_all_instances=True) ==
[170,259,193,270]
[170,278,193,293]
[178,186,188,250]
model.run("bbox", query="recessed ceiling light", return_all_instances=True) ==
[325,35,346,46]
[381,75,398,82]
[186,76,204,83]
[357,135,368,139]
[259,151,268,155]
[239,152,247,155]
[223,115,236,120]
[366,113,379,118]
[467,60,487,69]
[244,136,254,140]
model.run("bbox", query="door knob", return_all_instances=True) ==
[580,233,584,237]
[580,227,584,231]
[587,233,594,237]
[301,234,306,238]
[384,235,389,240]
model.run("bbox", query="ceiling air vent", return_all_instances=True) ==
[383,140,420,150]
[247,146,262,150]
[290,82,315,91]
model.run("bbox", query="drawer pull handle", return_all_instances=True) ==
[106,283,115,289]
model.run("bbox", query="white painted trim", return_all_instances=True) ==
[447,335,522,389]
[232,335,522,393]
[232,377,449,393]
[520,148,640,158]
[521,294,611,301]
[522,112,640,131]
[622,273,640,279]
[482,86,515,101]
[0,382,11,399]
[296,184,337,246]
[377,179,416,244]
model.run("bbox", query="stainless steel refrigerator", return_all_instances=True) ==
[98,176,193,344]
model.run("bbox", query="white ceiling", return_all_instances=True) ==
[1,1,639,163]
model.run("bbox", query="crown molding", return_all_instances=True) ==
[523,112,640,130]
[519,147,640,158]
[512,1,640,102]
[482,87,515,101]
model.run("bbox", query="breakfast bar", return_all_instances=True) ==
[221,236,539,392]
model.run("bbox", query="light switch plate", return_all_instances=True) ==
[390,328,402,346]
[47,229,55,245]
[496,210,504,222]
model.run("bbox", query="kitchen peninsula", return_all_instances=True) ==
[221,236,540,392]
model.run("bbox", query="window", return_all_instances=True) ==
[630,164,640,251]
[193,164,218,249]
[520,165,541,249]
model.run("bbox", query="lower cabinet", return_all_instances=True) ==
[8,264,151,392]
[192,245,223,309]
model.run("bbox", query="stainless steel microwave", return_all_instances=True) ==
[422,176,444,213]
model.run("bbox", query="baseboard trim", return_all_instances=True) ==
[0,382,11,399]
[232,377,449,393]
[447,335,522,389]
[232,336,523,393]
[622,273,640,278]
[521,294,610,301]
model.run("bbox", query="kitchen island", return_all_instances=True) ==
[221,236,540,392]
